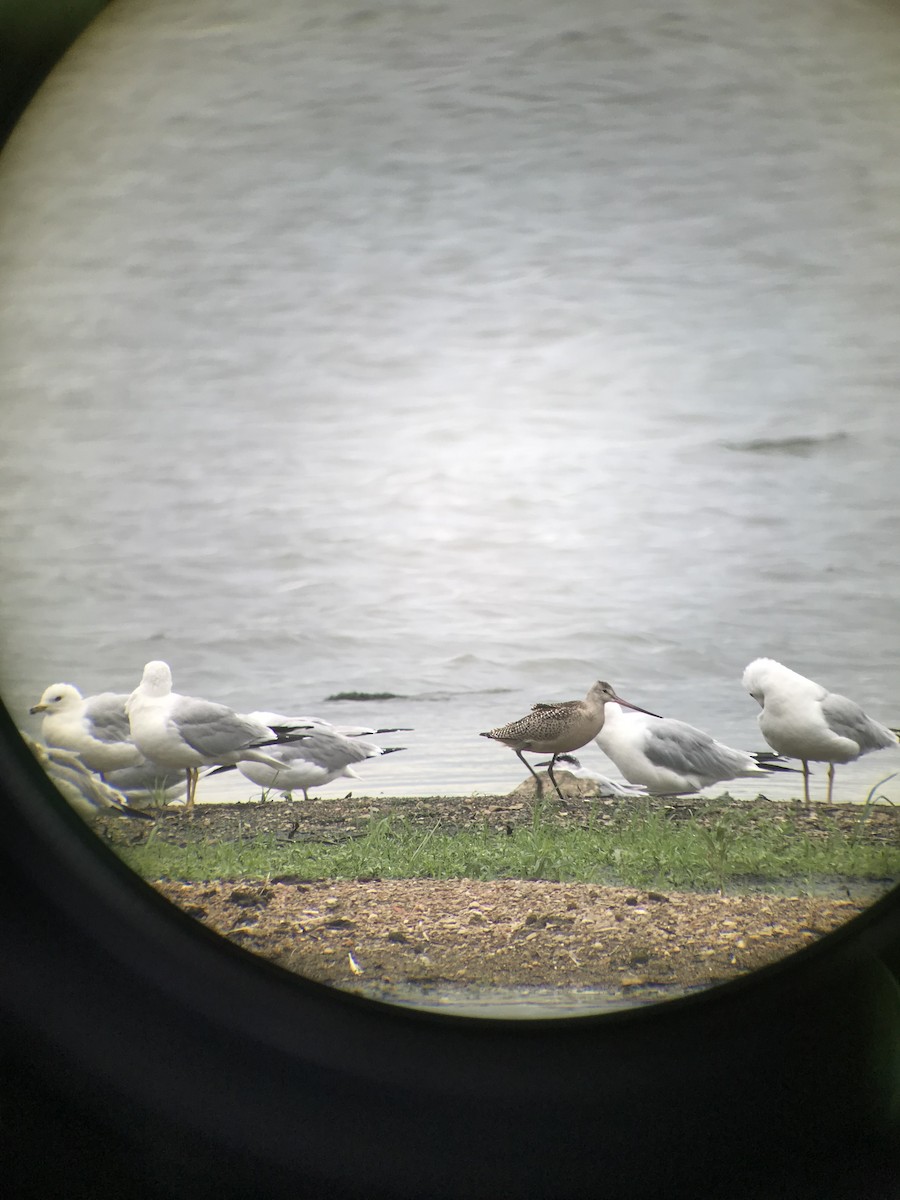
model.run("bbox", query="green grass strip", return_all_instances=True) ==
[115,810,900,893]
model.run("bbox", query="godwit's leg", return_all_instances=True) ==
[545,754,566,802]
[826,762,835,805]
[515,749,544,798]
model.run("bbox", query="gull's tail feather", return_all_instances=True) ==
[750,751,802,774]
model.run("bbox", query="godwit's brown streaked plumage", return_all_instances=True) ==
[480,680,660,800]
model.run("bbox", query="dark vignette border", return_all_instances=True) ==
[0,5,898,1197]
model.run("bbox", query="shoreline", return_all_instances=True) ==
[90,783,900,1012]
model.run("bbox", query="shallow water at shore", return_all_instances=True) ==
[366,984,677,1019]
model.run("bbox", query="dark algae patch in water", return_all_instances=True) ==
[324,690,404,701]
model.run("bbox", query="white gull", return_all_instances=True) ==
[235,729,405,802]
[742,657,897,807]
[593,702,796,796]
[125,660,296,811]
[29,684,144,774]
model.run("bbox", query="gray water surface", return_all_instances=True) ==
[1,0,900,805]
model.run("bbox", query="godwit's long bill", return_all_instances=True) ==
[480,680,660,800]
[742,657,898,808]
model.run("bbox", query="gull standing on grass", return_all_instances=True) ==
[234,729,406,802]
[30,684,145,774]
[594,702,797,796]
[742,657,898,808]
[125,660,299,811]
[480,680,660,801]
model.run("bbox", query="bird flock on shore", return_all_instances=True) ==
[23,656,899,819]
[27,660,409,819]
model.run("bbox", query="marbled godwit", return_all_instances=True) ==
[125,660,298,810]
[480,680,659,800]
[742,657,898,807]
[30,684,146,774]
[234,730,405,802]
[594,702,797,795]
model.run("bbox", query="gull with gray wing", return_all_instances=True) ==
[742,657,898,807]
[30,683,145,774]
[594,702,797,796]
[235,729,405,802]
[125,660,300,811]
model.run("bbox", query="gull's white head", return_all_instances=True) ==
[136,660,174,698]
[29,683,84,716]
[742,658,820,707]
[742,658,784,706]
